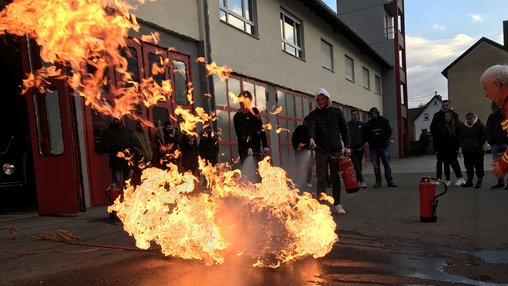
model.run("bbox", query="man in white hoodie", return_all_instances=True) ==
[308,88,350,214]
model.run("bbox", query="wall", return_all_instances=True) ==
[448,42,508,123]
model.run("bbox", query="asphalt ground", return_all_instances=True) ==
[1,154,507,285]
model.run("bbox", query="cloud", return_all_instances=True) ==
[469,13,489,23]
[432,24,446,32]
[406,34,476,107]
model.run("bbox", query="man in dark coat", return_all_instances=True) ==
[308,88,350,215]
[348,109,367,188]
[233,90,269,182]
[430,100,463,185]
[363,107,397,188]
[102,118,132,187]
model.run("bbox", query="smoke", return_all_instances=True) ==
[240,156,260,183]
[293,150,312,190]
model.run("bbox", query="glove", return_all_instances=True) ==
[309,138,316,150]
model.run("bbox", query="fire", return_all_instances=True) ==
[109,158,338,267]
[1,0,339,268]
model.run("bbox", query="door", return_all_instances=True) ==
[22,39,84,214]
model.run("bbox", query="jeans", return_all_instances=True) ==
[350,148,365,182]
[112,168,132,187]
[370,148,393,183]
[315,151,341,205]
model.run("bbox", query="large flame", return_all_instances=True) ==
[109,158,338,267]
[1,0,339,267]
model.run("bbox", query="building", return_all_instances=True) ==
[0,0,402,214]
[409,94,442,141]
[336,0,409,158]
[442,21,508,123]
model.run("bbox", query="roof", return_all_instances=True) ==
[442,37,508,78]
[408,95,442,124]
[296,0,392,68]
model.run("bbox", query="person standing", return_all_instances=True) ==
[347,109,367,188]
[430,100,462,185]
[362,107,397,188]
[291,116,313,189]
[459,112,486,188]
[485,101,508,189]
[199,128,219,166]
[130,120,153,186]
[481,65,508,178]
[180,132,200,177]
[433,110,465,186]
[308,88,350,214]
[101,118,132,188]
[233,90,269,181]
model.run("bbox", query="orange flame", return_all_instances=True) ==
[109,158,338,267]
[196,57,233,80]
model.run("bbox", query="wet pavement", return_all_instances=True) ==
[1,155,508,285]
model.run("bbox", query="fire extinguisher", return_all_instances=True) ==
[106,183,122,203]
[419,175,448,222]
[340,155,359,194]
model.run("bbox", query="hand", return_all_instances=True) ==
[492,161,507,178]
[344,147,351,156]
[247,148,253,156]
[309,138,316,150]
[263,147,270,155]
[297,143,306,149]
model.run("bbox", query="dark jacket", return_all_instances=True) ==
[180,134,199,173]
[199,129,219,165]
[459,118,486,154]
[307,106,350,153]
[433,121,461,154]
[430,109,459,135]
[347,120,365,149]
[363,116,392,150]
[291,124,310,150]
[486,110,508,146]
[233,107,268,157]
[102,121,132,169]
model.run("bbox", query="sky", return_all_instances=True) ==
[322,0,507,108]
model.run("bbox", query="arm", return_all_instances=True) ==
[338,110,350,147]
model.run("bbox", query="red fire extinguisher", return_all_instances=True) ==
[340,155,359,194]
[419,175,448,222]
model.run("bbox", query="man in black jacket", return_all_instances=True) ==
[429,99,463,186]
[308,88,350,214]
[233,90,269,182]
[363,107,397,188]
[348,109,367,188]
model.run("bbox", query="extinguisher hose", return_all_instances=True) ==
[429,177,448,216]
[313,145,341,160]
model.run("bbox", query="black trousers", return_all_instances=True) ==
[315,151,341,205]
[463,151,484,181]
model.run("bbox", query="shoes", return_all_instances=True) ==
[455,177,466,186]
[475,180,483,189]
[387,181,398,187]
[360,181,367,188]
[491,182,505,190]
[445,180,451,186]
[373,182,381,188]
[334,204,346,215]
[306,183,313,188]
[461,179,473,188]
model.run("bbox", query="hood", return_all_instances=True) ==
[369,107,380,117]
[315,88,331,109]
[464,116,479,128]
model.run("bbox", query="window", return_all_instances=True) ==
[362,67,370,89]
[280,10,303,59]
[424,113,430,121]
[321,39,333,71]
[345,55,354,81]
[375,74,382,94]
[220,0,256,35]
[34,89,64,156]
